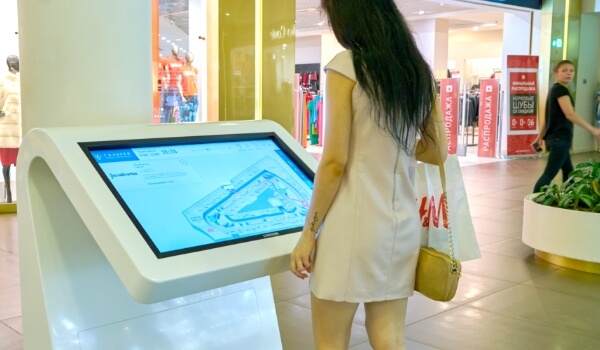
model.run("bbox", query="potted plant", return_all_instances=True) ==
[522,158,600,273]
[532,158,600,212]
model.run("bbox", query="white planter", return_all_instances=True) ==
[522,194,600,264]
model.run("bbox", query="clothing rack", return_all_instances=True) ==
[294,75,323,148]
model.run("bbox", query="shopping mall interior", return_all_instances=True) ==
[1,0,600,349]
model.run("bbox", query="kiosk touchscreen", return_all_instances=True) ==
[18,121,318,350]
[80,136,314,258]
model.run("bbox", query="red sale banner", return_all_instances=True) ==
[477,79,499,157]
[440,78,460,155]
[507,55,539,156]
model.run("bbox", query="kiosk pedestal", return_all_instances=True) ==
[18,121,317,349]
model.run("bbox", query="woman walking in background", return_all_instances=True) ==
[290,0,447,349]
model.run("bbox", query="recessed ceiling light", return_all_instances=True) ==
[418,10,425,15]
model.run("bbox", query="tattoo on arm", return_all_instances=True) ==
[309,213,319,233]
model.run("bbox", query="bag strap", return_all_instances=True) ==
[432,96,460,274]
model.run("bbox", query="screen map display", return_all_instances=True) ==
[81,136,314,258]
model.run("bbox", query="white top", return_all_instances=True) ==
[309,50,421,302]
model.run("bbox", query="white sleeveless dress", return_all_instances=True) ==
[309,50,421,302]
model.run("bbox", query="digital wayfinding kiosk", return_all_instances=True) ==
[18,120,317,350]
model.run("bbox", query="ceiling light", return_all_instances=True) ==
[418,10,425,15]
[472,26,480,31]
[481,23,498,27]
[318,21,325,26]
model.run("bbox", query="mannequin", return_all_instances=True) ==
[163,44,185,123]
[181,52,199,122]
[0,55,21,203]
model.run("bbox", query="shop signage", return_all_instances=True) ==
[477,79,500,158]
[480,0,542,10]
[440,78,460,155]
[269,25,295,40]
[506,55,539,157]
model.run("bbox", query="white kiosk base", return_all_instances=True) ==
[17,121,317,349]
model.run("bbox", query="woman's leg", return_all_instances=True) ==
[533,139,571,193]
[364,298,408,350]
[2,165,11,203]
[311,293,359,350]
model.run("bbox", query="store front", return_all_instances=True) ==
[0,0,19,211]
[3,0,297,213]
[294,0,599,159]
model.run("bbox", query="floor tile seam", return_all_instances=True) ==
[275,299,311,311]
[468,211,523,221]
[461,303,600,341]
[278,292,310,303]
[476,249,533,259]
[473,219,524,228]
[455,270,532,285]
[517,276,600,303]
[473,231,522,239]
[475,236,516,248]
[474,206,525,214]
[403,302,463,327]
[0,320,21,335]
[452,279,519,305]
[402,335,441,350]
[470,209,521,218]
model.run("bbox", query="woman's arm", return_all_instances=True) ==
[290,70,355,279]
[416,96,448,165]
[558,95,600,137]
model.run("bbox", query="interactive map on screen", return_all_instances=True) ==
[81,136,314,258]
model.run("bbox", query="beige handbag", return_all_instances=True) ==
[414,97,462,302]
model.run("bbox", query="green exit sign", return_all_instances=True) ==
[552,38,563,48]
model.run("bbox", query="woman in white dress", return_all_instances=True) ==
[290,0,447,349]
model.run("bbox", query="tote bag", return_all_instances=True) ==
[415,155,481,262]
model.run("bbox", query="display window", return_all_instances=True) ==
[0,0,20,207]
[153,0,207,124]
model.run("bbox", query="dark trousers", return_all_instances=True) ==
[533,137,574,193]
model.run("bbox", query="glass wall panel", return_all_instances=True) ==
[219,0,257,121]
[154,0,207,124]
[262,0,296,133]
[0,0,20,208]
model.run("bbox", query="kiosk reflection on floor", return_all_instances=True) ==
[17,121,317,349]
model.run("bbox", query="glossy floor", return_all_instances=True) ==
[2,152,600,350]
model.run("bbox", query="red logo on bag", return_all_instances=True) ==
[418,194,448,229]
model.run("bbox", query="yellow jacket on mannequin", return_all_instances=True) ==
[0,70,22,149]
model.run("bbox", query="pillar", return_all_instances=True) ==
[218,0,296,134]
[410,19,450,78]
[499,11,539,156]
[18,0,153,133]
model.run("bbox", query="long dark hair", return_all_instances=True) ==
[322,0,435,151]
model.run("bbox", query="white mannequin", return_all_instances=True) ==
[0,55,21,202]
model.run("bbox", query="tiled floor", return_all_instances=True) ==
[2,151,600,349]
